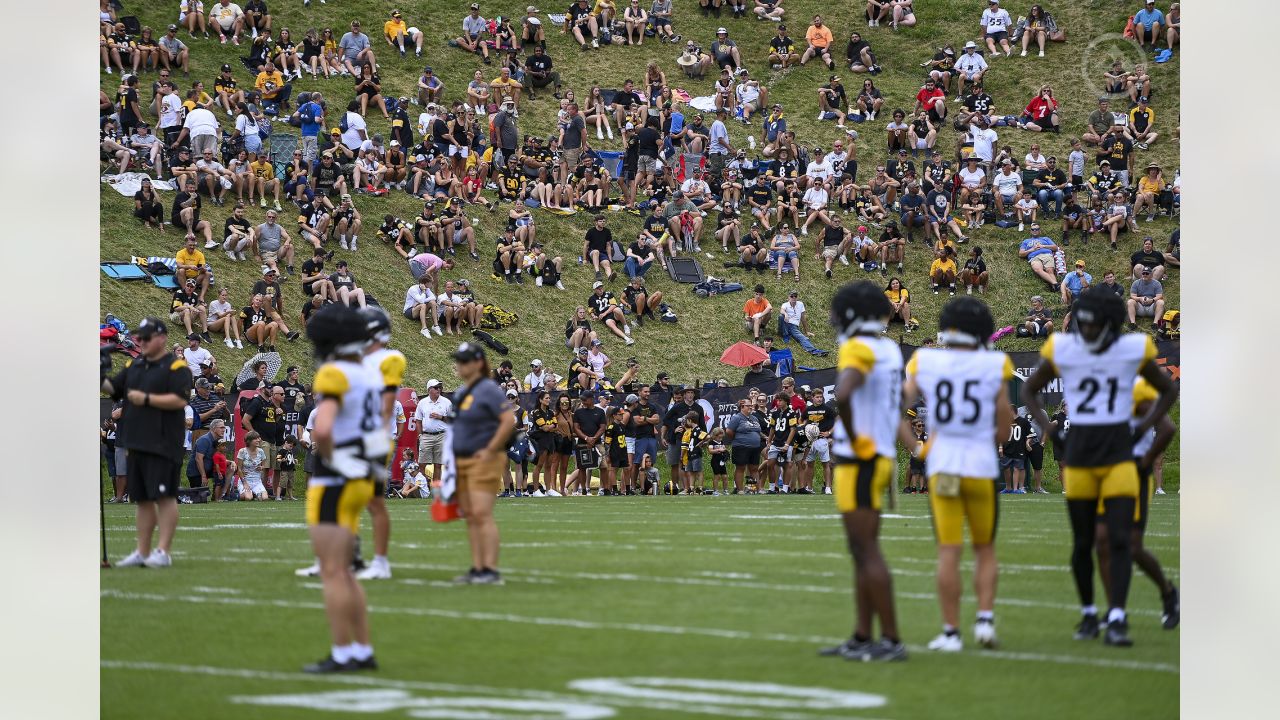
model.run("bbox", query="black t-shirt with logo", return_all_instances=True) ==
[630,402,657,438]
[572,406,606,440]
[244,396,285,444]
[240,305,270,326]
[251,279,283,311]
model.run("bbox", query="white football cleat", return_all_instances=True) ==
[355,563,392,580]
[974,619,998,648]
[927,632,963,652]
[143,549,172,568]
[295,562,321,577]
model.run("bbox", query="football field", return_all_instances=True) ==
[101,494,1179,719]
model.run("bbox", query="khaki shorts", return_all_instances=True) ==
[261,441,280,470]
[821,246,840,260]
[417,431,446,465]
[562,147,581,169]
[1029,255,1054,272]
[260,250,279,264]
[455,451,505,495]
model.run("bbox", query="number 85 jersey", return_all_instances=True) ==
[907,348,1013,479]
[1042,333,1157,467]
[311,359,385,486]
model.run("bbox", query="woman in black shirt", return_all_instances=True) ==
[959,245,989,293]
[355,64,389,120]
[133,178,164,229]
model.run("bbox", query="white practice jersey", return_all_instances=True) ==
[832,334,903,460]
[907,347,1013,479]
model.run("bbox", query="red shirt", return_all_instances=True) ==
[1025,95,1058,120]
[212,452,229,477]
[772,393,806,412]
[916,87,944,109]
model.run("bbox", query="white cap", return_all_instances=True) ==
[426,379,442,389]
[717,27,727,34]
[531,359,543,367]
[592,280,604,289]
[506,388,519,398]
[964,40,977,49]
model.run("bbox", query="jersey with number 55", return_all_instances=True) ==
[907,347,1013,479]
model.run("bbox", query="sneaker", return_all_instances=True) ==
[865,638,908,662]
[1074,613,1101,640]
[355,562,392,580]
[531,490,545,497]
[225,250,237,261]
[535,276,543,287]
[351,655,379,671]
[143,549,172,568]
[1018,222,1025,231]
[1039,50,1045,57]
[302,655,357,674]
[453,568,480,584]
[117,550,147,567]
[433,325,444,336]
[1154,487,1167,495]
[224,337,235,348]
[204,238,219,249]
[818,637,873,660]
[471,569,505,585]
[1020,50,1028,57]
[1104,618,1134,647]
[1161,586,1180,629]
[339,240,349,250]
[295,562,321,577]
[237,251,247,261]
[974,619,998,648]
[1035,487,1050,494]
[824,486,831,494]
[839,254,850,266]
[927,632,963,652]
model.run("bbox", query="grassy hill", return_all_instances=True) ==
[101,0,1179,388]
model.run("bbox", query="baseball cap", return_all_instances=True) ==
[262,266,275,276]
[187,332,202,341]
[964,40,977,49]
[506,388,519,398]
[452,342,486,362]
[167,24,178,31]
[530,359,543,368]
[1141,267,1152,275]
[426,378,442,389]
[716,27,728,34]
[625,393,639,405]
[656,371,670,380]
[591,338,604,346]
[857,225,868,233]
[788,290,798,298]
[1099,159,1111,166]
[592,280,604,289]
[1075,259,1086,268]
[134,317,168,339]
[577,346,589,355]
[221,63,232,72]
[1138,95,1149,102]
[336,260,348,268]
[195,378,212,389]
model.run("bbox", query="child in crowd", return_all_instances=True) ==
[274,434,298,500]
[679,410,709,495]
[707,427,729,496]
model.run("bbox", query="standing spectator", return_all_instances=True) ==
[413,379,452,486]
[296,91,324,167]
[981,0,1014,57]
[1127,267,1165,330]
[171,102,220,158]
[779,290,828,356]
[241,382,286,494]
[725,398,763,493]
[1061,259,1093,305]
[450,342,516,585]
[1133,0,1165,51]
[743,284,773,339]
[102,317,193,568]
[338,20,377,75]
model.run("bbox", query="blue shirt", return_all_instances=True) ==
[298,101,323,137]
[1020,236,1054,260]
[668,111,684,136]
[764,115,786,142]
[1062,270,1092,297]
[1134,8,1164,30]
[726,412,763,448]
[186,431,217,477]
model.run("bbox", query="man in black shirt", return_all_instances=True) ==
[1129,236,1167,282]
[634,121,662,199]
[803,387,838,494]
[1033,156,1070,218]
[662,386,705,467]
[1000,414,1031,493]
[587,280,633,345]
[922,150,951,194]
[572,391,607,493]
[628,385,661,488]
[583,215,616,281]
[251,266,301,340]
[961,84,994,125]
[279,365,309,436]
[101,317,193,567]
[242,382,287,491]
[521,47,561,99]
[300,247,337,301]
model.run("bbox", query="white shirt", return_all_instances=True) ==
[208,298,233,323]
[1068,149,1086,178]
[235,113,259,137]
[183,107,219,138]
[211,2,244,26]
[404,284,436,312]
[1023,152,1047,170]
[341,111,368,151]
[980,8,1012,33]
[968,125,998,161]
[182,346,213,375]
[413,394,453,432]
[301,407,318,447]
[736,82,759,106]
[524,369,557,391]
[958,166,986,188]
[680,178,709,196]
[805,159,834,183]
[587,349,609,376]
[955,52,988,75]
[993,170,1022,196]
[184,405,194,450]
[416,111,438,137]
[823,150,849,176]
[159,93,183,129]
[780,299,806,326]
[802,186,829,210]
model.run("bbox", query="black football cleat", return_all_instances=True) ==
[351,655,379,671]
[1103,619,1134,647]
[303,655,357,673]
[1161,586,1180,630]
[1074,613,1100,640]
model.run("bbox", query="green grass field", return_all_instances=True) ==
[100,0,1180,385]
[100,495,1180,719]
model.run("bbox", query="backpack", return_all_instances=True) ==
[339,112,350,133]
[470,328,510,355]
[692,278,744,297]
[1157,309,1179,339]
[480,304,519,329]
[147,261,174,275]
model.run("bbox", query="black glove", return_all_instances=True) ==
[100,345,116,383]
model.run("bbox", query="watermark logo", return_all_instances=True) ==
[1079,32,1147,101]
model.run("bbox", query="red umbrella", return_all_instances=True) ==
[720,341,769,368]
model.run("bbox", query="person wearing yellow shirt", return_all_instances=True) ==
[929,246,958,296]
[490,67,523,108]
[383,10,423,58]
[1126,96,1158,149]
[247,152,282,210]
[883,277,917,330]
[254,60,293,109]
[175,234,212,301]
[801,15,835,68]
[1133,162,1165,222]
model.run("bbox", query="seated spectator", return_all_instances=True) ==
[1020,295,1053,337]
[251,266,301,340]
[755,0,785,23]
[329,259,368,308]
[1016,4,1062,57]
[255,59,292,111]
[526,243,565,289]
[778,290,827,356]
[338,19,377,75]
[770,224,801,280]
[711,27,744,70]
[1098,269,1126,297]
[182,332,214,374]
[1164,228,1180,268]
[1127,96,1159,149]
[1018,225,1060,291]
[800,15,836,69]
[384,9,424,58]
[625,233,657,279]
[1127,266,1165,329]
[1061,259,1092,305]
[587,281,634,345]
[253,209,295,275]
[240,292,280,351]
[207,286,244,348]
[208,0,246,45]
[522,45,562,99]
[564,0,601,51]
[1166,3,1180,50]
[1130,235,1167,281]
[1133,162,1166,222]
[175,234,211,300]
[1102,190,1130,249]
[929,246,958,295]
[959,245,989,294]
[565,306,600,349]
[1033,156,1069,218]
[743,284,773,340]
[1021,85,1059,133]
[623,275,664,324]
[1060,192,1087,246]
[133,177,165,230]
[991,159,1023,216]
[981,0,1014,57]
[170,278,208,338]
[844,30,878,74]
[884,277,917,330]
[1013,191,1039,231]
[876,221,906,275]
[404,274,441,338]
[1133,0,1165,51]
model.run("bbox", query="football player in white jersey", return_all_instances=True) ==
[302,303,382,673]
[901,297,1015,652]
[1095,377,1179,630]
[1023,286,1177,647]
[818,281,907,663]
[356,306,408,581]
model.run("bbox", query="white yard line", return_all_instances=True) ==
[100,590,1176,674]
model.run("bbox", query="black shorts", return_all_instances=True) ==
[609,446,629,468]
[710,455,728,475]
[186,473,206,488]
[375,480,387,496]
[126,451,182,502]
[556,435,575,455]
[1027,444,1044,471]
[533,432,558,457]
[731,445,761,467]
[986,30,1009,43]
[908,460,926,475]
